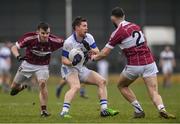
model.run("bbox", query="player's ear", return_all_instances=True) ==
[75,25,79,30]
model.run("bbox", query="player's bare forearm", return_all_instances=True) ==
[61,56,73,66]
[11,45,20,58]
[92,47,111,61]
[91,47,99,54]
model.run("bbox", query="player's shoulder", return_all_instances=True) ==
[49,34,64,43]
[64,35,74,45]
[160,51,168,57]
[20,32,38,41]
[111,21,131,35]
[86,33,94,38]
[22,32,38,37]
[85,33,95,42]
[160,51,165,55]
[121,21,140,30]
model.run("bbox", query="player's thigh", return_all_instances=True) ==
[85,70,106,86]
[143,76,158,94]
[142,63,159,92]
[118,73,136,88]
[35,68,49,82]
[119,66,139,87]
[166,68,173,76]
[13,62,38,84]
[66,71,81,89]
[121,65,140,81]
[61,66,77,81]
[13,67,31,84]
[13,71,28,85]
[143,62,158,78]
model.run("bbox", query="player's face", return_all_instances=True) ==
[76,21,88,37]
[111,16,118,28]
[165,46,170,52]
[38,28,50,42]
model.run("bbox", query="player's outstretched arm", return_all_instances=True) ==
[90,47,99,54]
[91,47,111,61]
[11,45,20,58]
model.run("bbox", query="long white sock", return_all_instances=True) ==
[157,104,166,111]
[100,99,108,110]
[131,100,143,113]
[61,102,70,115]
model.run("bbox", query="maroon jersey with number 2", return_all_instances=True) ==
[106,21,154,65]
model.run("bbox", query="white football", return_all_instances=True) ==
[68,48,84,65]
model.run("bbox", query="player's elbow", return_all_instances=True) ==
[11,45,17,52]
[61,57,71,65]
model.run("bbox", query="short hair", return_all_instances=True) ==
[111,7,125,18]
[72,16,87,30]
[37,22,50,31]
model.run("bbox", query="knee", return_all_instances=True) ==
[39,80,46,90]
[72,84,81,92]
[117,82,128,90]
[98,79,107,87]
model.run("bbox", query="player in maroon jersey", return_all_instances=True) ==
[10,22,64,117]
[91,7,175,119]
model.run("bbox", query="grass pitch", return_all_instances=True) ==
[0,75,179,123]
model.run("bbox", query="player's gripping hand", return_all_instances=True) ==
[90,54,98,61]
[72,54,82,66]
[82,40,91,51]
[16,55,27,62]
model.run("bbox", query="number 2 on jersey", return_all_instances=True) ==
[132,31,144,47]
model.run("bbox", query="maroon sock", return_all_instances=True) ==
[41,105,47,111]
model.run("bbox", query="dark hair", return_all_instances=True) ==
[37,22,50,31]
[72,16,87,30]
[111,7,125,17]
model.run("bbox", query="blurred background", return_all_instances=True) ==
[0,0,179,74]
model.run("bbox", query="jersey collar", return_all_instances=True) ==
[73,32,86,43]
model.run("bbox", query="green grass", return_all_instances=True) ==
[0,75,179,123]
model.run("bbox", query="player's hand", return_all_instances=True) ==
[72,54,82,66]
[16,55,27,62]
[90,54,97,61]
[82,40,91,51]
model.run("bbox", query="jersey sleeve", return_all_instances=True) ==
[49,35,64,51]
[105,28,124,49]
[16,33,32,49]
[86,33,97,49]
[62,41,72,58]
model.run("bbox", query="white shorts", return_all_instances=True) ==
[122,62,159,80]
[162,65,173,74]
[13,61,49,84]
[61,65,92,82]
